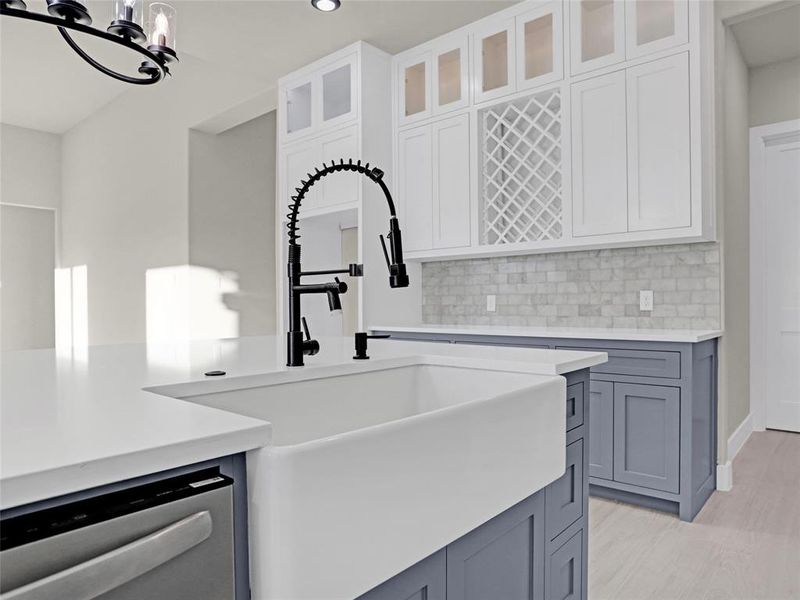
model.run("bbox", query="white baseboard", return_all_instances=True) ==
[716,413,753,492]
[728,413,753,462]
[716,462,733,491]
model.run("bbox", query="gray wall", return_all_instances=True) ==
[422,243,720,330]
[188,112,277,336]
[749,57,800,126]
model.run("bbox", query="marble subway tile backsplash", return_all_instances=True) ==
[421,242,721,330]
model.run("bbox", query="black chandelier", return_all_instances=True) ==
[0,0,178,85]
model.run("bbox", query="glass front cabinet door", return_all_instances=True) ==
[625,0,688,59]
[432,35,470,115]
[516,1,564,91]
[570,0,625,75]
[473,19,515,103]
[398,52,432,127]
[320,54,358,130]
[283,77,315,142]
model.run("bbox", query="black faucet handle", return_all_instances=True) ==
[379,234,391,271]
[300,317,320,357]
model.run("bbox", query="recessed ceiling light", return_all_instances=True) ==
[311,0,340,12]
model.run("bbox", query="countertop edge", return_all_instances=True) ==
[0,424,270,511]
[371,325,724,344]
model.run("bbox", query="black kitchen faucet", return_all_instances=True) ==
[285,159,409,367]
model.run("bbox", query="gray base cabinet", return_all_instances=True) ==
[358,369,590,600]
[376,330,718,523]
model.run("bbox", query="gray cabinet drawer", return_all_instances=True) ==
[613,383,680,493]
[447,491,545,600]
[357,550,445,600]
[545,529,583,600]
[556,347,681,379]
[545,439,584,541]
[566,382,584,432]
[588,381,614,480]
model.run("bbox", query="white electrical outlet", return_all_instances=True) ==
[486,294,497,312]
[639,290,654,312]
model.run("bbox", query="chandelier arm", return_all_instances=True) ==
[56,27,165,85]
[0,6,171,85]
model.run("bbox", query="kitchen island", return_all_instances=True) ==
[1,336,606,599]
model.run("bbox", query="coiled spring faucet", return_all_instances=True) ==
[285,159,409,367]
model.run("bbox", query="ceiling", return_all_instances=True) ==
[730,2,800,67]
[0,0,516,134]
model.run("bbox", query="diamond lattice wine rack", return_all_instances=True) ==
[480,87,563,245]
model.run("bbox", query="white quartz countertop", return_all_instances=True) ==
[371,324,723,343]
[0,336,605,510]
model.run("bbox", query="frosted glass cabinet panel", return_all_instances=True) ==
[285,80,313,137]
[473,20,515,103]
[570,0,625,75]
[432,37,469,114]
[398,53,431,127]
[322,66,351,121]
[516,1,563,91]
[626,0,688,58]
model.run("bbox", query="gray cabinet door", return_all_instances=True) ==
[357,550,445,600]
[447,491,545,600]
[545,440,584,541]
[565,382,585,432]
[545,529,583,600]
[588,381,613,480]
[613,383,680,493]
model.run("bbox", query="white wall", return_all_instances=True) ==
[61,54,271,345]
[188,112,277,337]
[749,57,800,126]
[0,124,61,350]
[0,124,61,210]
[719,27,752,449]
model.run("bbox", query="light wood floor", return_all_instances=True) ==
[589,430,800,600]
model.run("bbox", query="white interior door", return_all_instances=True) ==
[0,205,56,351]
[764,138,800,431]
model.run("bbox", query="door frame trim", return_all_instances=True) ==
[749,118,800,431]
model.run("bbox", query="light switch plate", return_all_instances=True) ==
[639,290,654,312]
[486,294,496,312]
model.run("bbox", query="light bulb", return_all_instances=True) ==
[153,11,169,45]
[311,0,340,12]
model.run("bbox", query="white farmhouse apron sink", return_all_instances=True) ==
[149,356,566,600]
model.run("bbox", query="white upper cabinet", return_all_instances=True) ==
[570,0,625,75]
[397,126,433,251]
[317,125,360,210]
[516,1,564,91]
[280,53,358,142]
[473,18,516,103]
[571,70,628,237]
[432,113,471,249]
[432,35,470,115]
[625,0,688,59]
[397,52,432,127]
[282,138,321,212]
[626,53,690,231]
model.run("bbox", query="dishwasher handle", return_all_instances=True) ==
[1,510,213,600]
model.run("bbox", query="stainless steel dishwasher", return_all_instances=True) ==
[0,468,235,600]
